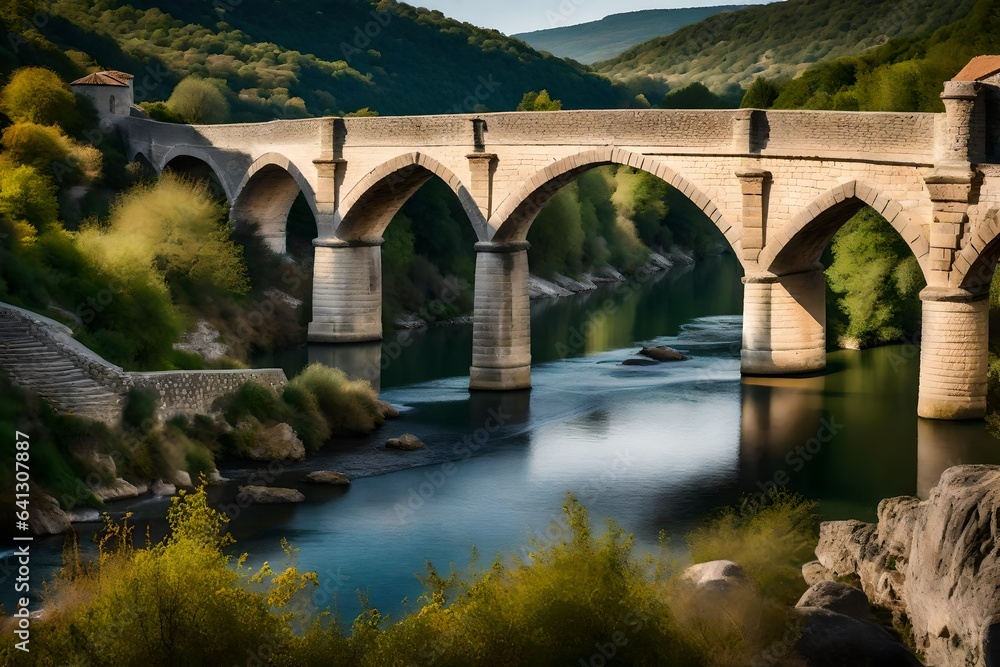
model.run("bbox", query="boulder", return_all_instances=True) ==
[207,470,228,484]
[386,433,425,451]
[796,581,873,621]
[30,494,70,536]
[813,465,1000,667]
[302,470,351,485]
[248,423,305,462]
[638,346,687,362]
[378,400,400,419]
[236,485,305,504]
[552,273,597,293]
[172,470,193,487]
[621,358,660,367]
[93,478,141,502]
[150,479,176,497]
[802,560,834,586]
[793,607,923,667]
[679,560,748,594]
[647,252,673,270]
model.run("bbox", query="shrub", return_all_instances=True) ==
[220,382,286,426]
[122,387,158,432]
[0,67,80,129]
[0,162,59,234]
[1,122,102,185]
[687,489,819,606]
[287,364,383,436]
[282,382,332,451]
[166,77,231,124]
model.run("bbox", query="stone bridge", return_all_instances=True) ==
[98,63,1000,421]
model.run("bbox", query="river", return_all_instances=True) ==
[17,253,1000,621]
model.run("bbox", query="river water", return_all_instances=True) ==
[17,254,1000,620]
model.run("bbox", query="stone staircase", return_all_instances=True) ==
[0,306,125,422]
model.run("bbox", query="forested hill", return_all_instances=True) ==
[597,0,977,94]
[9,0,636,119]
[514,6,745,65]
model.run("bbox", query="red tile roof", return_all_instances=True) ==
[953,56,1000,82]
[69,71,129,87]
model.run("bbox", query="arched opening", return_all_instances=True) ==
[231,159,317,257]
[129,151,157,181]
[956,214,1000,421]
[760,183,929,353]
[336,157,482,336]
[511,162,743,363]
[162,154,228,202]
[336,153,485,243]
[109,95,116,114]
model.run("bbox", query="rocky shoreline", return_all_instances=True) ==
[392,248,696,331]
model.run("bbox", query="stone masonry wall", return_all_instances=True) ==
[0,303,287,425]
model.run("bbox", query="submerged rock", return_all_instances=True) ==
[302,471,351,485]
[638,346,687,362]
[236,485,305,504]
[150,480,176,497]
[386,433,425,451]
[248,422,305,462]
[68,508,101,523]
[621,358,660,366]
[378,400,400,419]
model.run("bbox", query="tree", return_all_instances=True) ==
[1,122,102,185]
[0,0,39,33]
[518,90,562,111]
[166,78,231,124]
[660,82,731,109]
[740,77,780,109]
[0,67,81,129]
[826,208,924,348]
[0,163,59,234]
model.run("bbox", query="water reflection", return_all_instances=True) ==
[916,418,999,498]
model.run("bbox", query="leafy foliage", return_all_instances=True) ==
[825,208,925,348]
[166,77,231,124]
[517,89,563,111]
[0,66,82,129]
[740,77,780,108]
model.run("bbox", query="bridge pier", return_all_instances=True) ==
[469,242,532,391]
[917,287,988,420]
[307,239,383,343]
[741,268,826,375]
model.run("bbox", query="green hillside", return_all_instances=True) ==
[514,6,746,65]
[9,0,636,119]
[597,0,977,94]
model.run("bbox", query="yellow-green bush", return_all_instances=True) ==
[81,173,250,298]
[3,489,822,666]
[0,66,80,129]
[287,363,384,436]
[688,489,819,606]
[1,121,102,184]
[0,162,59,236]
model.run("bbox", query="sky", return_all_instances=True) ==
[412,0,777,35]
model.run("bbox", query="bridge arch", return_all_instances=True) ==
[129,150,156,178]
[159,146,235,202]
[954,209,1000,292]
[336,152,486,242]
[231,153,317,255]
[488,147,736,252]
[759,180,930,278]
